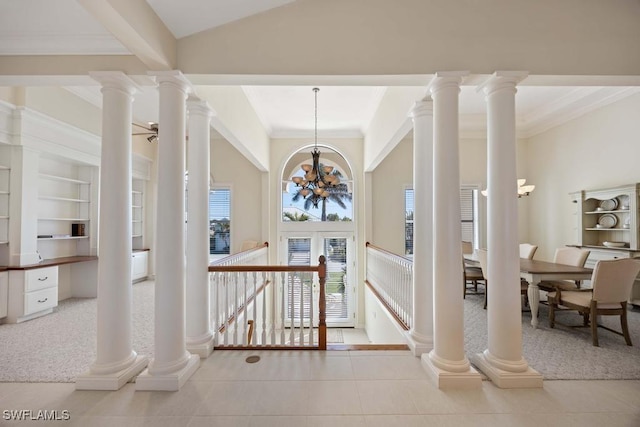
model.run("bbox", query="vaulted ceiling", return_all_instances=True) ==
[1,0,638,142]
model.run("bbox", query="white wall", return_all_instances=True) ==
[210,136,264,253]
[370,136,531,254]
[178,0,640,77]
[525,93,640,261]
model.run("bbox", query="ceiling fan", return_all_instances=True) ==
[132,122,158,143]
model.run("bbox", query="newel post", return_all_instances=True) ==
[318,255,327,350]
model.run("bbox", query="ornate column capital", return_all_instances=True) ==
[187,95,216,119]
[410,98,433,119]
[428,71,469,96]
[478,71,529,97]
[149,70,192,95]
[90,71,140,97]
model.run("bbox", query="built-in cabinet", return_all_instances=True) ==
[132,178,145,250]
[37,158,97,260]
[0,165,9,247]
[6,266,58,323]
[132,250,149,282]
[0,271,7,319]
[571,183,640,306]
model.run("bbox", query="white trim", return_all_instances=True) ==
[0,32,130,56]
[271,129,364,139]
[13,107,101,166]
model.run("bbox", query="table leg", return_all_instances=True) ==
[527,282,540,328]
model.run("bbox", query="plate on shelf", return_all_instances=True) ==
[598,213,617,228]
[603,241,626,248]
[599,198,618,211]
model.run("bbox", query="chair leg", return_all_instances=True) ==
[483,281,487,310]
[549,299,555,328]
[621,302,632,346]
[590,302,599,347]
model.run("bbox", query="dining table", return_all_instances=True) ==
[463,254,593,328]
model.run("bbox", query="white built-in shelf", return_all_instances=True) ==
[132,205,143,208]
[38,217,90,221]
[0,191,9,195]
[0,216,9,220]
[0,241,8,245]
[585,228,630,231]
[132,190,142,195]
[39,196,90,203]
[37,236,89,241]
[39,173,90,185]
[0,166,9,170]
[586,210,630,214]
[132,220,143,223]
[132,234,143,238]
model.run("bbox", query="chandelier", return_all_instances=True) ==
[481,179,535,198]
[290,88,340,208]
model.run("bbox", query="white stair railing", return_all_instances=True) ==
[365,242,412,330]
[209,253,327,349]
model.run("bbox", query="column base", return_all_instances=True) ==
[404,331,433,357]
[472,352,543,389]
[187,338,214,358]
[135,354,200,391]
[75,355,149,391]
[421,354,482,389]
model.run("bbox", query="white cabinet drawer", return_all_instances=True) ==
[0,272,7,319]
[24,286,58,315]
[24,266,58,292]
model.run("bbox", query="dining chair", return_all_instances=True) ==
[476,249,489,309]
[462,241,484,297]
[548,258,640,346]
[539,247,591,293]
[477,248,528,310]
[519,243,538,260]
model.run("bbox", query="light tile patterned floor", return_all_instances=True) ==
[1,350,639,426]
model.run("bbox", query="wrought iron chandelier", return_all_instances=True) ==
[291,88,340,208]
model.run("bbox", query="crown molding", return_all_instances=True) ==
[270,129,364,139]
[64,86,103,108]
[518,87,640,138]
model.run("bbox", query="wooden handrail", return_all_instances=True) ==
[209,265,322,272]
[366,242,412,261]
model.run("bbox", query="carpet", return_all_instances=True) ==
[0,281,155,383]
[463,292,640,380]
[1,281,640,382]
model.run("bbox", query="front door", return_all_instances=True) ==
[282,232,355,327]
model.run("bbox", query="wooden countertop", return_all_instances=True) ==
[0,256,98,271]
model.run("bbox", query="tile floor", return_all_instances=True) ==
[1,350,639,426]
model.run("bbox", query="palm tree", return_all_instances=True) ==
[291,166,352,221]
[283,211,310,221]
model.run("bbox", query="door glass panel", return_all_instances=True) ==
[324,238,348,321]
[286,238,312,323]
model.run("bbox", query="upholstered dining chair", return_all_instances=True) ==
[519,243,538,260]
[548,258,640,346]
[477,248,528,310]
[462,241,484,297]
[476,249,489,309]
[539,247,591,293]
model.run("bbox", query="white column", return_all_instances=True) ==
[76,71,148,390]
[472,71,542,388]
[137,71,200,391]
[421,72,481,389]
[186,96,215,358]
[406,99,434,356]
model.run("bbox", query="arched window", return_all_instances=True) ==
[281,145,353,223]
